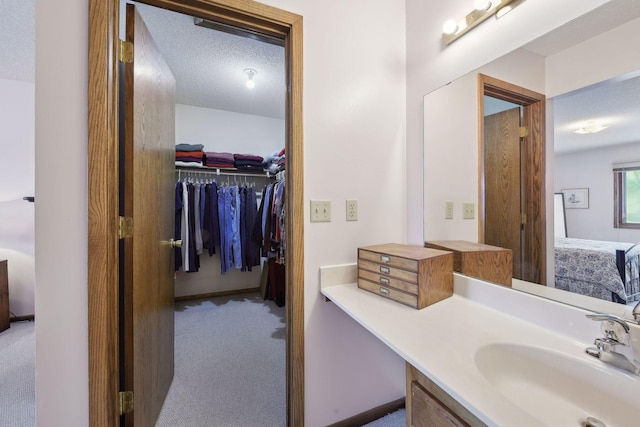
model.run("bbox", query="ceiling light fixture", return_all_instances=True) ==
[574,122,608,134]
[244,68,257,89]
[442,0,524,46]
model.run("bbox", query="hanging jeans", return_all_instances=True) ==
[230,186,243,270]
[218,186,232,274]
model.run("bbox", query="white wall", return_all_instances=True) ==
[174,104,282,297]
[175,104,284,156]
[35,0,88,425]
[555,142,640,242]
[258,1,408,424]
[0,78,35,316]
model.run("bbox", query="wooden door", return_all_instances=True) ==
[122,4,176,425]
[483,107,522,279]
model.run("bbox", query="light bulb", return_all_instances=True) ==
[442,19,458,35]
[474,0,492,11]
[244,68,257,89]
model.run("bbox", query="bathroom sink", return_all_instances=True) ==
[474,343,640,427]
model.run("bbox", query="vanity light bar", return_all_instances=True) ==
[442,0,520,46]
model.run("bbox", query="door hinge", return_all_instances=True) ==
[521,212,527,225]
[119,391,134,415]
[519,126,528,138]
[118,216,133,239]
[119,40,133,63]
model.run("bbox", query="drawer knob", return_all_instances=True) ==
[379,287,390,295]
[380,255,391,263]
[380,277,390,285]
[380,266,390,274]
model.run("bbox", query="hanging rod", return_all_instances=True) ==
[175,167,273,179]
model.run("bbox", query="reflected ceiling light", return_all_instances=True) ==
[475,0,492,11]
[442,0,524,46]
[442,19,459,35]
[574,122,608,134]
[244,68,257,89]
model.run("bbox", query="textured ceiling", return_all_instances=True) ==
[135,2,285,120]
[0,0,35,82]
[523,0,640,154]
[0,1,285,120]
[553,72,640,155]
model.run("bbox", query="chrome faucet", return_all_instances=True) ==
[633,300,640,322]
[585,313,640,376]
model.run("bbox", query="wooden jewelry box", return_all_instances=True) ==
[357,243,453,309]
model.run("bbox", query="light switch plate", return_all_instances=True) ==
[310,200,331,222]
[346,200,358,221]
[462,202,475,219]
[445,201,454,219]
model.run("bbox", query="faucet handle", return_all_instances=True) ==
[633,301,640,323]
[586,313,630,344]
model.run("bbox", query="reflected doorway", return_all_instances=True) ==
[479,74,547,284]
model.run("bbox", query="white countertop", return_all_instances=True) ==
[320,271,639,426]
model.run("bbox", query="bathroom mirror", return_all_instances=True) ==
[423,0,640,315]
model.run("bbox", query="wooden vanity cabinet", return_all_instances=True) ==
[424,240,512,287]
[406,363,486,427]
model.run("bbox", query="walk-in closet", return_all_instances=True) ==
[121,2,288,424]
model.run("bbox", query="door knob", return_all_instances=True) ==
[162,239,182,248]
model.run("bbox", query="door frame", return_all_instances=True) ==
[477,74,546,284]
[87,1,304,425]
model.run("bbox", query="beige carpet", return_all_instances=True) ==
[0,320,35,427]
[156,293,286,426]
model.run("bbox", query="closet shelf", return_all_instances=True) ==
[175,164,277,178]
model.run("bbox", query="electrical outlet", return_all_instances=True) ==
[445,201,454,219]
[346,200,358,221]
[310,200,331,222]
[462,202,475,219]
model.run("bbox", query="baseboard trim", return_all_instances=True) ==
[10,314,35,322]
[175,287,261,302]
[327,397,405,427]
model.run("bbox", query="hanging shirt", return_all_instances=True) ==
[174,182,183,272]
[194,183,203,255]
[181,181,190,271]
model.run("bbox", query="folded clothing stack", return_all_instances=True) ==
[203,151,235,168]
[176,143,204,166]
[264,147,285,174]
[234,153,265,170]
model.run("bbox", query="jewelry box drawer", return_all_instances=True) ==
[358,248,419,272]
[358,259,418,284]
[357,277,418,309]
[358,268,418,295]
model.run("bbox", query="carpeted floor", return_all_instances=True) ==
[0,321,36,427]
[157,292,406,427]
[0,296,405,427]
[362,409,406,427]
[156,293,287,426]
